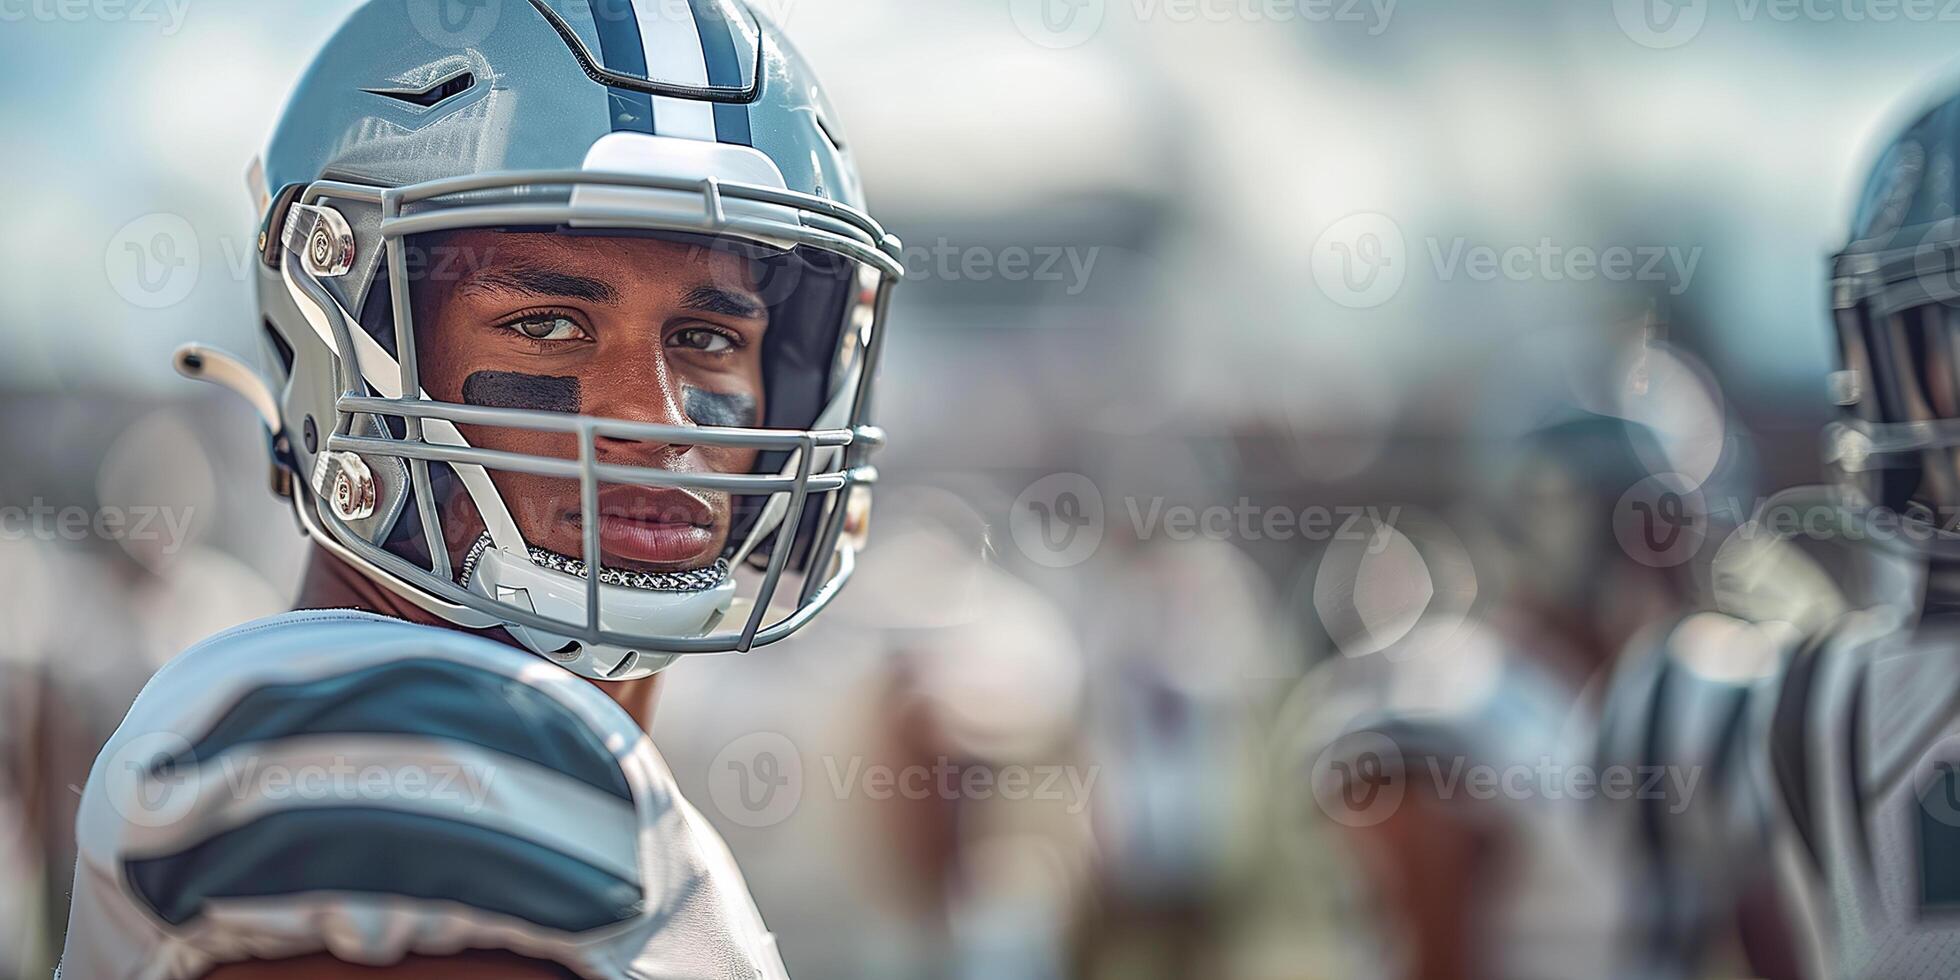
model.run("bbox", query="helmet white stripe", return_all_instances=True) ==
[630,0,716,141]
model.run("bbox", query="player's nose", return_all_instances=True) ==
[586,353,696,460]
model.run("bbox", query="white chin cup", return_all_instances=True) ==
[465,544,738,681]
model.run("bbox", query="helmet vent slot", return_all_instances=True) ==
[812,109,845,152]
[604,650,640,679]
[366,71,477,109]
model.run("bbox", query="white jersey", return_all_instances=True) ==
[1598,604,1960,980]
[59,610,787,980]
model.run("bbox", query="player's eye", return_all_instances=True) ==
[670,327,737,354]
[501,315,586,342]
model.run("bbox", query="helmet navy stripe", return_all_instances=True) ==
[587,0,656,134]
[713,102,751,146]
[690,0,752,145]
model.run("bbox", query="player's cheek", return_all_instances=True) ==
[707,445,760,477]
[487,470,581,546]
[459,421,581,463]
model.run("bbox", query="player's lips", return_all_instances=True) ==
[569,487,717,566]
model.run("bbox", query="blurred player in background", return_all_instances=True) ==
[1599,68,1960,980]
[1296,415,1692,980]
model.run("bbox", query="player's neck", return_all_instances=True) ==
[293,546,662,728]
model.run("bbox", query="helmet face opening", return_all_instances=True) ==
[277,168,899,679]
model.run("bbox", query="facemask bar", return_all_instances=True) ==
[1826,251,1960,561]
[287,170,903,657]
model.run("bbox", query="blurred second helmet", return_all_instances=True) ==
[1828,72,1960,562]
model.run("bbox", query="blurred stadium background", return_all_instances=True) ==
[5,0,1960,976]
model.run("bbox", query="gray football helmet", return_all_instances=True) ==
[1828,75,1960,563]
[181,0,902,680]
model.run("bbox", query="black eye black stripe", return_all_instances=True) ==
[683,386,758,428]
[464,371,582,415]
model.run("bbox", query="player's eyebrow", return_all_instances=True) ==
[680,285,767,320]
[458,265,621,304]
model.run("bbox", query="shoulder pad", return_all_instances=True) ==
[65,611,671,977]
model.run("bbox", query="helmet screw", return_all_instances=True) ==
[325,452,377,521]
[283,203,356,277]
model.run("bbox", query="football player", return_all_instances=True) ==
[1294,422,1670,980]
[1596,71,1960,979]
[59,1,899,976]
